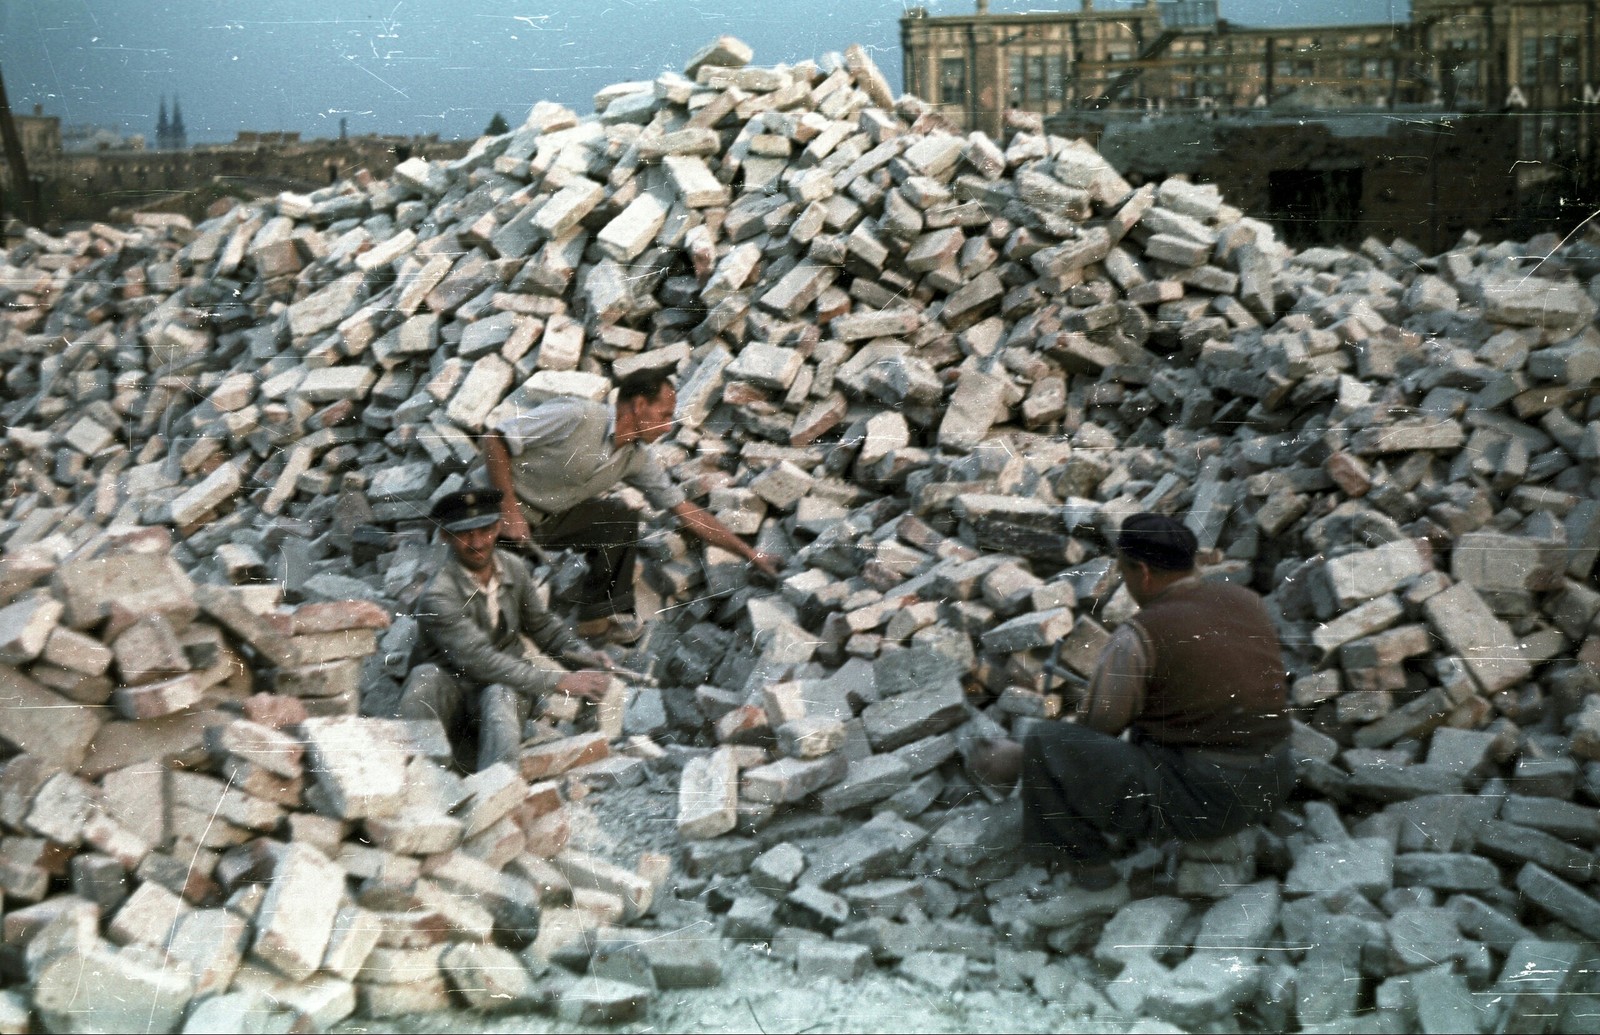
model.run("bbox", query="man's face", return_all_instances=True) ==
[446,521,500,574]
[628,384,678,444]
[1116,555,1151,605]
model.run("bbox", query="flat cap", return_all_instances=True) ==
[430,488,504,533]
[1116,512,1197,571]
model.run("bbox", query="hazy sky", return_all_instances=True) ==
[3,1,1408,145]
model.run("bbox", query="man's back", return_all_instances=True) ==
[1128,578,1288,750]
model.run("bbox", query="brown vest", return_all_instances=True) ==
[1127,578,1289,750]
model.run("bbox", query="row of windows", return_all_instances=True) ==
[1521,34,1581,86]
[1008,54,1070,104]
[930,37,1593,110]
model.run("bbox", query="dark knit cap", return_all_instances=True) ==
[1116,512,1198,571]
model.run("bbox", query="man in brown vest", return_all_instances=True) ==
[972,513,1294,889]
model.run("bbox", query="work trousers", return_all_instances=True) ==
[1020,722,1294,867]
[529,497,639,621]
[397,669,527,772]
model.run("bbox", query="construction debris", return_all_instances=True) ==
[4,33,1600,1032]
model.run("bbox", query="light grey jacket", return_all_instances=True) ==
[417,549,589,696]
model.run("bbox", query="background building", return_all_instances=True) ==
[902,0,1600,248]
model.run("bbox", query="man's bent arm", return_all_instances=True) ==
[670,500,778,575]
[418,586,563,696]
[481,433,530,539]
[1079,622,1151,734]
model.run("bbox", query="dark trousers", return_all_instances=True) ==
[530,497,639,622]
[1020,722,1294,867]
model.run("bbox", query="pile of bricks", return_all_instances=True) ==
[0,532,686,1030]
[5,31,1600,1029]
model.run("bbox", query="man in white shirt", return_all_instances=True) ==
[483,369,779,645]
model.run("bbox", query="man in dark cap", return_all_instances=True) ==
[404,488,616,771]
[482,370,780,647]
[972,512,1293,889]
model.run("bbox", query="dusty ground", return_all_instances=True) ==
[327,956,1157,1035]
[327,777,1199,1035]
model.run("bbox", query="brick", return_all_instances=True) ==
[108,881,190,947]
[423,851,541,932]
[1491,937,1584,1031]
[1395,857,1504,895]
[1322,540,1431,610]
[54,551,197,635]
[0,665,104,770]
[520,732,609,782]
[1284,838,1394,898]
[298,717,408,820]
[815,754,912,813]
[251,842,347,981]
[166,908,249,996]
[0,594,62,664]
[206,718,304,779]
[861,679,967,751]
[740,753,848,806]
[1516,863,1600,940]
[1422,582,1532,694]
[113,672,203,720]
[34,944,195,1034]
[440,942,546,1012]
[678,747,740,839]
[552,976,651,1025]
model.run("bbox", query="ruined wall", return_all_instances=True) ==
[22,136,472,226]
[1090,113,1523,252]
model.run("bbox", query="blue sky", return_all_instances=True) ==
[2,1,1407,144]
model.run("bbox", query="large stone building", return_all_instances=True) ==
[902,1,1600,247]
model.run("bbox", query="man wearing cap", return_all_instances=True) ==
[972,512,1293,889]
[406,488,616,771]
[483,369,781,647]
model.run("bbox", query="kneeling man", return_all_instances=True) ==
[407,488,614,771]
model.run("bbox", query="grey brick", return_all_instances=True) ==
[1516,864,1600,940]
[1285,838,1395,898]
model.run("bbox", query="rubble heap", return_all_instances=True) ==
[0,528,683,1030]
[5,33,1600,1031]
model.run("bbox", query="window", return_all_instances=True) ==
[1027,55,1046,102]
[1047,55,1068,100]
[1520,36,1540,84]
[1009,55,1025,105]
[940,57,966,106]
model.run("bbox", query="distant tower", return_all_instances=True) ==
[155,96,188,150]
[170,97,187,150]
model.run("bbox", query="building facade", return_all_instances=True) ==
[902,0,1600,246]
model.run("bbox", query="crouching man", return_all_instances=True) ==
[972,513,1295,888]
[405,488,615,771]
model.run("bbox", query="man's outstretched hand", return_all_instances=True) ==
[749,550,782,578]
[556,670,613,701]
